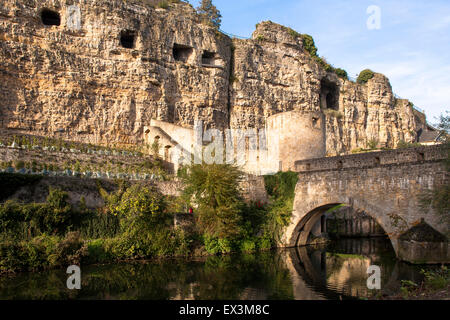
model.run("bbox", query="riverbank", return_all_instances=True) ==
[0,168,297,275]
[370,265,450,300]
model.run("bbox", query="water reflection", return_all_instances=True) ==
[0,239,426,300]
[287,238,425,299]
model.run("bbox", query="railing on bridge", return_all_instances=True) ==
[294,145,447,173]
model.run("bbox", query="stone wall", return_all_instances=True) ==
[284,145,449,258]
[239,174,268,204]
[7,175,183,209]
[294,145,446,172]
[266,111,326,171]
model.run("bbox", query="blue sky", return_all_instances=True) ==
[190,0,450,123]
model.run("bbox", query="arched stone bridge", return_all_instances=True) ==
[282,145,448,257]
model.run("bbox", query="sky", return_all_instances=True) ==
[190,0,450,123]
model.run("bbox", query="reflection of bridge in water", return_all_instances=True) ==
[283,239,424,300]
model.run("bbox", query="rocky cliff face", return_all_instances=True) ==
[0,0,231,146]
[231,22,420,155]
[0,0,426,157]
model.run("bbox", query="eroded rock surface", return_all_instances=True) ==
[0,0,426,158]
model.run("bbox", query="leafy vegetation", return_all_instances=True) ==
[263,172,299,244]
[301,33,349,78]
[419,112,450,225]
[399,266,449,299]
[196,0,222,29]
[357,69,375,84]
[397,140,422,149]
[335,68,348,80]
[0,163,299,273]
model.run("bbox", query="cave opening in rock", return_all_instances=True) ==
[202,51,216,66]
[173,44,193,63]
[120,30,136,49]
[41,9,61,26]
[320,78,339,111]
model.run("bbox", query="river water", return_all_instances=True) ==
[0,238,430,300]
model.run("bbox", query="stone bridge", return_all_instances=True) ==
[282,145,448,261]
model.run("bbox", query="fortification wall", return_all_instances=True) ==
[267,111,326,171]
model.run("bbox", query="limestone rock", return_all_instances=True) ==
[0,1,426,158]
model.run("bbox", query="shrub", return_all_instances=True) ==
[302,34,318,57]
[0,232,86,273]
[240,239,256,253]
[357,69,375,84]
[80,212,120,239]
[263,172,299,243]
[86,239,110,264]
[255,34,266,43]
[367,139,379,150]
[47,231,86,267]
[422,266,449,290]
[204,236,233,255]
[257,236,273,250]
[157,1,168,9]
[107,184,167,231]
[335,68,348,80]
[397,140,421,149]
[286,27,300,39]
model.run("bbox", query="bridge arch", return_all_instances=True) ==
[285,198,396,253]
[281,145,449,259]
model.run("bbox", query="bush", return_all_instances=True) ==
[0,187,75,239]
[335,68,348,80]
[204,236,233,255]
[367,138,379,150]
[257,236,273,250]
[79,211,120,239]
[357,69,375,84]
[157,1,168,9]
[107,184,167,231]
[302,34,318,57]
[86,239,111,264]
[0,232,86,273]
[240,239,256,253]
[397,140,421,149]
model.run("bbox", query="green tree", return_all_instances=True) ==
[182,164,244,239]
[357,69,375,84]
[197,0,222,29]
